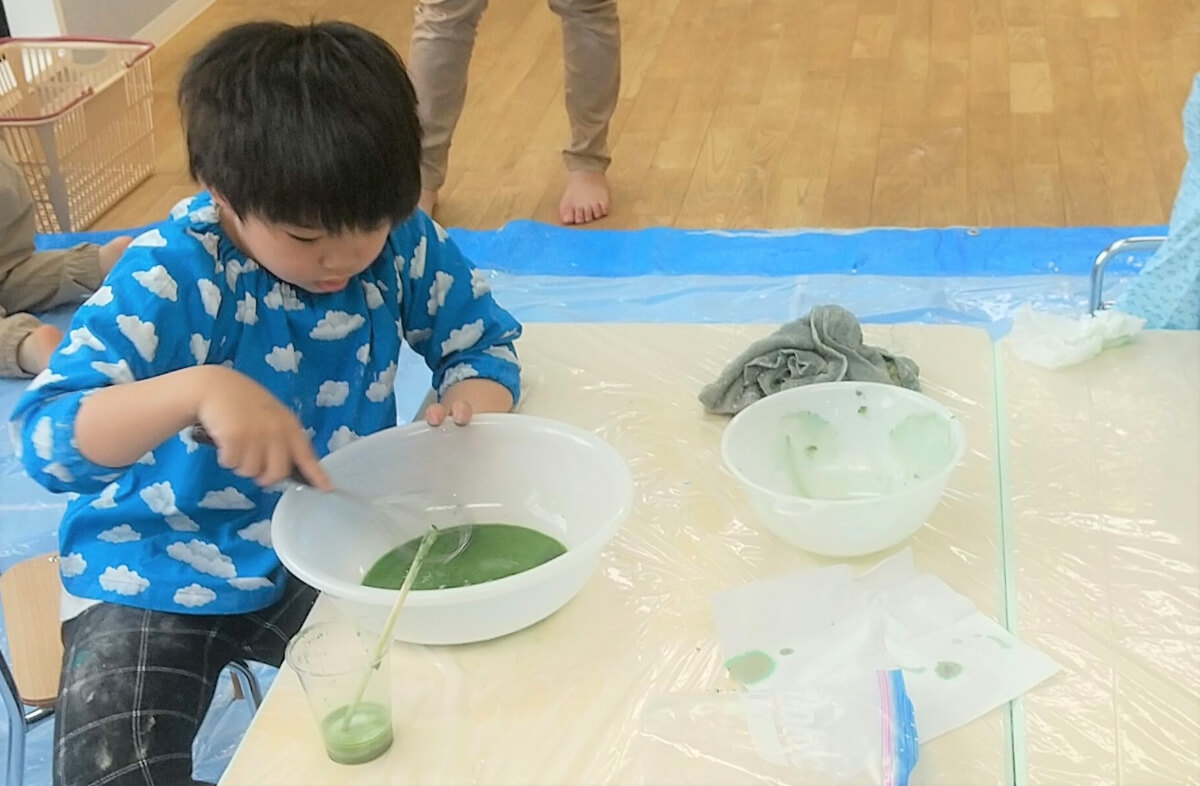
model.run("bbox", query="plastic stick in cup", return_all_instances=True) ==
[342,526,440,729]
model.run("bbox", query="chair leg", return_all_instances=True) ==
[2,655,26,786]
[226,660,263,712]
[3,710,24,786]
[1090,236,1167,314]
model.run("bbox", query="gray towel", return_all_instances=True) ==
[699,305,921,415]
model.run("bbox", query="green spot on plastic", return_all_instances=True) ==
[805,444,818,456]
[726,651,776,685]
[858,405,868,416]
[935,661,963,680]
[779,648,795,656]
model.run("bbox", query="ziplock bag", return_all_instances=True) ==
[624,668,920,786]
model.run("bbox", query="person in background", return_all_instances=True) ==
[1118,72,1200,330]
[0,151,131,377]
[409,0,620,225]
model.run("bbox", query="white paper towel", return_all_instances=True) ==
[1008,303,1144,369]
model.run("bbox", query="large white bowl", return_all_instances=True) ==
[721,382,966,557]
[272,414,634,645]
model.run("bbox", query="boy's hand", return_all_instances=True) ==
[425,378,514,427]
[196,367,331,490]
[425,400,474,427]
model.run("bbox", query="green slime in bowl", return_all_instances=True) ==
[361,524,568,590]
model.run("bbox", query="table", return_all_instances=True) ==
[1001,332,1200,785]
[222,322,1013,785]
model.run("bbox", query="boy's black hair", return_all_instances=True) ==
[179,21,422,232]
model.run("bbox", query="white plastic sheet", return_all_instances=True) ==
[5,268,1188,786]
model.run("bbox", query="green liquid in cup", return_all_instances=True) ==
[320,701,394,765]
[361,523,567,590]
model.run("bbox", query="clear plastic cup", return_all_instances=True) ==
[285,620,394,765]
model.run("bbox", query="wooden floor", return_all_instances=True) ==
[95,0,1200,232]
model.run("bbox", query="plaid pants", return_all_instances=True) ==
[54,576,318,786]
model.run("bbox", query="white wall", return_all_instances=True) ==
[60,0,174,39]
[4,0,212,43]
[4,0,65,36]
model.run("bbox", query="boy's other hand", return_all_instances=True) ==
[195,367,332,490]
[425,378,515,427]
[424,400,473,427]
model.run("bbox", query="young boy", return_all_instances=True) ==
[11,21,522,786]
[1,150,131,378]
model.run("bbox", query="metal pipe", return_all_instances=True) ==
[227,660,263,711]
[2,653,26,786]
[1089,236,1165,314]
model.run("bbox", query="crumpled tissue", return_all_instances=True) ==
[1008,304,1144,370]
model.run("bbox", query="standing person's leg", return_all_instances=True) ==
[54,577,317,786]
[409,0,492,216]
[548,0,620,225]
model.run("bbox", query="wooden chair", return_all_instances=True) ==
[0,554,58,786]
[0,553,262,786]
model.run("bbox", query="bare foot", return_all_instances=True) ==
[559,170,611,225]
[418,189,438,217]
[98,235,133,276]
[16,324,63,375]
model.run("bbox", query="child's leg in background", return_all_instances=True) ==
[0,152,131,376]
[548,0,620,224]
[0,240,101,376]
[54,576,318,786]
[0,152,103,376]
[409,0,491,198]
[0,308,46,377]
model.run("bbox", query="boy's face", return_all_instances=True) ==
[216,198,392,294]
